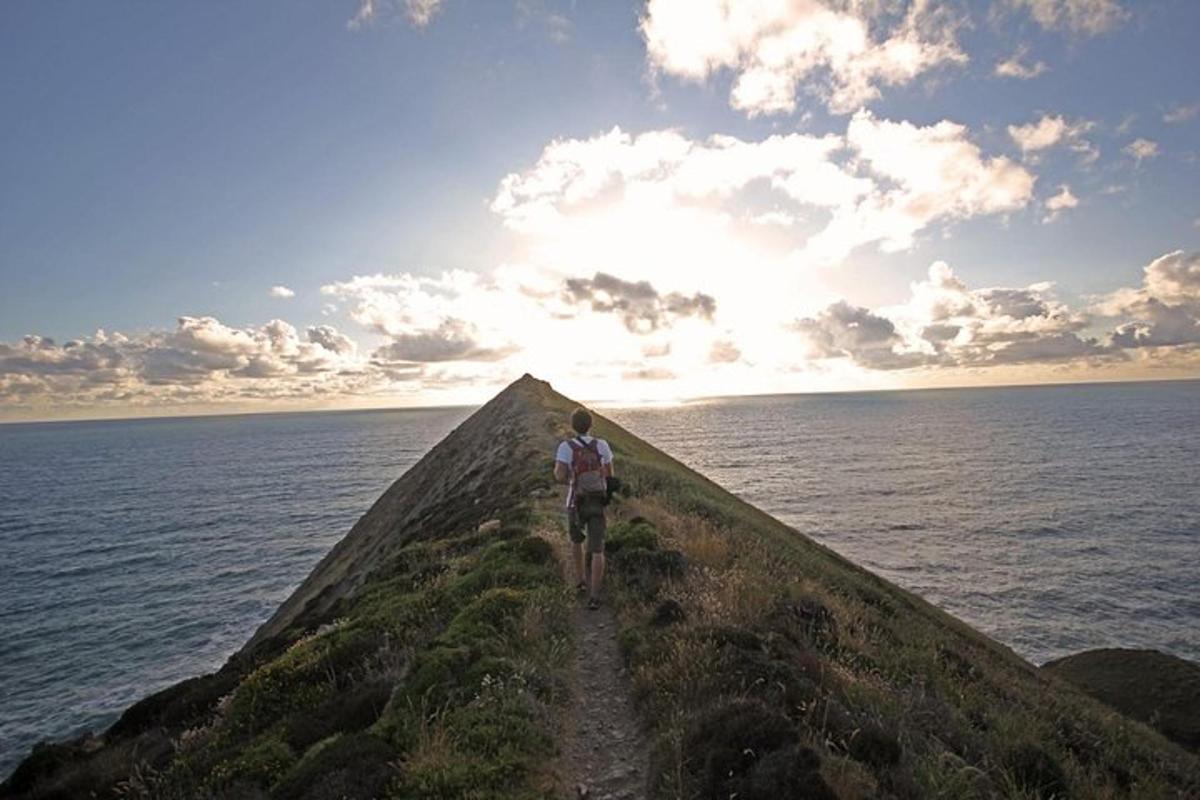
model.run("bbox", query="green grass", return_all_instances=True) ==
[6,375,1198,799]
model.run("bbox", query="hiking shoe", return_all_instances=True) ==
[587,597,600,611]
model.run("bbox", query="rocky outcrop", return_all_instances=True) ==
[1043,648,1200,751]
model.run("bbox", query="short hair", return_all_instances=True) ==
[570,407,593,434]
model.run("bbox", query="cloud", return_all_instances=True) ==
[371,319,515,363]
[709,340,742,363]
[622,366,677,381]
[796,261,1108,369]
[795,301,929,370]
[347,0,442,30]
[796,252,1200,372]
[811,112,1034,261]
[1163,103,1199,124]
[493,114,1033,270]
[315,263,753,403]
[1043,184,1079,223]
[269,285,296,299]
[562,272,715,333]
[1124,138,1159,161]
[1007,114,1096,164]
[516,0,571,44]
[1007,0,1129,35]
[1097,252,1200,349]
[639,0,966,116]
[307,324,357,355]
[994,47,1048,79]
[321,270,528,364]
[0,317,378,412]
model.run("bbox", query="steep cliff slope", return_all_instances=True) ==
[4,375,1198,799]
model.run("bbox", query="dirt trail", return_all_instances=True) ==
[548,533,651,800]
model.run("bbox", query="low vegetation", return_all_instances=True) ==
[1043,649,1200,753]
[4,375,1198,799]
[577,390,1200,799]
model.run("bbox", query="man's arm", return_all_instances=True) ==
[601,441,614,478]
[554,461,569,484]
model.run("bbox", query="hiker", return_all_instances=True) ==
[554,407,614,610]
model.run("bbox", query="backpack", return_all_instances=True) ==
[568,437,607,505]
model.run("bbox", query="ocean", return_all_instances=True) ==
[1,380,1198,775]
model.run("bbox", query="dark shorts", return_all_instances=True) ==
[568,495,607,554]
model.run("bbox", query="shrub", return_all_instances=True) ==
[1002,743,1069,799]
[737,745,837,800]
[681,700,799,797]
[440,588,529,650]
[765,595,840,651]
[209,736,295,790]
[650,599,686,627]
[271,732,397,800]
[283,679,392,752]
[402,645,475,709]
[442,538,556,604]
[605,518,660,554]
[847,722,902,769]
[611,548,685,598]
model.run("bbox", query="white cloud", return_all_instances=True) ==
[1043,184,1079,223]
[347,0,377,29]
[347,0,442,30]
[796,251,1200,373]
[493,114,1033,273]
[813,112,1034,261]
[1007,0,1129,36]
[0,317,378,414]
[1095,251,1200,349]
[1124,138,1159,161]
[1163,103,1199,124]
[269,285,296,299]
[797,260,1106,369]
[639,0,967,116]
[1007,114,1095,164]
[994,47,1048,79]
[709,340,742,363]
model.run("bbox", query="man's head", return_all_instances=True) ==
[570,407,593,435]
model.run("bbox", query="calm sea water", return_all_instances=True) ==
[2,381,1198,775]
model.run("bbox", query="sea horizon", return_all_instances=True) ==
[3,374,1196,427]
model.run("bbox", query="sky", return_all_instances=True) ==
[1,0,1198,421]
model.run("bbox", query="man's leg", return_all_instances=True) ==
[567,511,586,589]
[586,506,607,603]
[589,548,605,603]
[572,541,585,587]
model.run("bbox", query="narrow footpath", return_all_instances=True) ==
[549,533,650,800]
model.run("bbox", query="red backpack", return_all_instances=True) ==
[568,437,607,505]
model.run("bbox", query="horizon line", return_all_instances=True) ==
[1,374,1196,427]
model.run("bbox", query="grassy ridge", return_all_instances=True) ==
[578,391,1200,799]
[4,375,1198,799]
[5,523,575,799]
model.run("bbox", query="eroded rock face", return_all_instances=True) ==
[1043,648,1200,751]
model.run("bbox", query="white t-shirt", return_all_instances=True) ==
[555,435,614,509]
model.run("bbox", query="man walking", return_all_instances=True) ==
[554,407,613,609]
